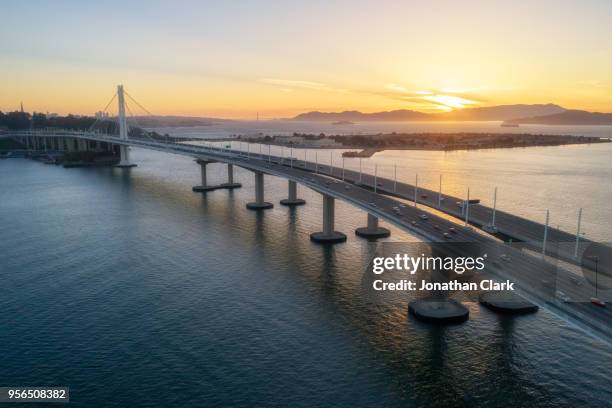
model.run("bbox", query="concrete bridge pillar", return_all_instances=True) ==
[280,180,306,206]
[355,213,391,239]
[220,163,242,189]
[247,171,273,210]
[116,144,136,168]
[192,159,218,192]
[310,194,346,243]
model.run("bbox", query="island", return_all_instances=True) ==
[217,132,609,157]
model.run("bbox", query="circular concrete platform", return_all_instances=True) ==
[192,185,219,192]
[479,291,538,314]
[280,198,306,206]
[310,231,347,244]
[409,299,469,324]
[246,202,274,210]
[355,226,391,239]
[219,182,242,189]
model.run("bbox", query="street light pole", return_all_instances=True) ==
[393,164,397,193]
[438,174,442,208]
[574,208,583,258]
[492,187,497,228]
[374,165,378,193]
[542,209,549,255]
[465,188,470,226]
[414,174,418,207]
[359,158,362,183]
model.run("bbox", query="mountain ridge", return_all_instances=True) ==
[292,104,566,122]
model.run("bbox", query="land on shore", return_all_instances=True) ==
[204,132,609,157]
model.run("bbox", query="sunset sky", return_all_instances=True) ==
[1,0,611,118]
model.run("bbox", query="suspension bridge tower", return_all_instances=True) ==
[115,84,137,168]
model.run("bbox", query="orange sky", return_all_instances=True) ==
[2,1,611,118]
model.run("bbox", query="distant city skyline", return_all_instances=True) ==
[2,1,612,118]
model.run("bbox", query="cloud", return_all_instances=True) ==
[260,78,347,93]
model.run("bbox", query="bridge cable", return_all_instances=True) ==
[87,92,118,133]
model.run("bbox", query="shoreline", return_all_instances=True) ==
[194,134,610,157]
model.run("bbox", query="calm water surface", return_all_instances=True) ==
[1,149,611,407]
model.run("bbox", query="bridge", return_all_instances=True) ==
[2,85,611,343]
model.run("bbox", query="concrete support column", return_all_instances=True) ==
[220,163,241,189]
[201,161,208,186]
[116,144,136,167]
[355,213,391,239]
[227,164,233,184]
[280,180,306,206]
[193,159,217,192]
[246,171,273,209]
[310,194,346,243]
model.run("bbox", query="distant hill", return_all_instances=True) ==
[292,104,566,122]
[507,110,612,125]
[292,109,429,122]
[431,104,565,121]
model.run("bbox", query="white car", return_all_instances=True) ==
[556,290,571,303]
[419,214,428,220]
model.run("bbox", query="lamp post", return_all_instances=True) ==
[414,174,418,207]
[542,209,549,255]
[393,164,397,193]
[438,174,442,208]
[464,188,470,226]
[374,165,378,193]
[574,208,583,258]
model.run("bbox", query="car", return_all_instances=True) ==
[456,201,465,208]
[370,202,377,207]
[377,182,383,187]
[399,204,407,208]
[433,225,441,230]
[443,232,452,239]
[345,185,350,190]
[411,221,418,226]
[556,290,571,303]
[591,297,606,307]
[419,214,428,220]
[500,254,511,262]
[448,227,457,233]
[421,193,428,198]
